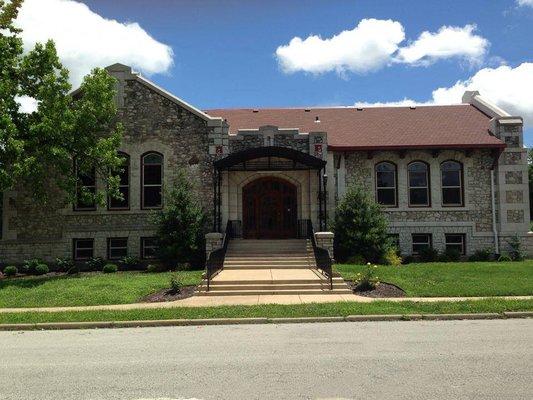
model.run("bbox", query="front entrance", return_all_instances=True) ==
[242,177,297,239]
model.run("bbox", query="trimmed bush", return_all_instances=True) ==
[333,183,392,263]
[468,248,493,262]
[498,254,513,262]
[418,247,439,263]
[86,257,105,271]
[3,265,17,277]
[507,235,525,261]
[354,264,379,291]
[34,263,49,275]
[153,169,207,268]
[440,248,461,262]
[146,264,158,273]
[102,263,118,274]
[382,247,402,266]
[119,256,140,270]
[22,258,42,274]
[170,274,181,294]
[55,257,74,273]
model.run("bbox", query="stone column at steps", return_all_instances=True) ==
[315,232,334,259]
[205,232,224,261]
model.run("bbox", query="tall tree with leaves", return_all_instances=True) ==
[333,183,392,263]
[0,0,123,204]
[527,148,533,221]
[153,169,207,268]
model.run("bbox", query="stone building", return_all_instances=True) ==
[0,63,531,264]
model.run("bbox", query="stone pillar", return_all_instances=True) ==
[205,232,224,260]
[315,231,334,259]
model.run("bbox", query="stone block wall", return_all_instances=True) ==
[0,71,217,264]
[341,149,497,255]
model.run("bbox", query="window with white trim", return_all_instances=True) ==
[441,161,463,206]
[141,237,158,259]
[445,234,466,255]
[375,162,397,206]
[412,234,432,254]
[141,153,163,209]
[408,161,430,207]
[73,238,94,260]
[107,237,128,260]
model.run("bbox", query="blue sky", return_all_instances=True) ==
[17,0,533,144]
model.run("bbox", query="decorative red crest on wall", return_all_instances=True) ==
[314,144,323,158]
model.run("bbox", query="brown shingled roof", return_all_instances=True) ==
[204,105,504,150]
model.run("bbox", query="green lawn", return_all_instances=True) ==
[335,260,533,297]
[0,271,203,308]
[1,299,532,325]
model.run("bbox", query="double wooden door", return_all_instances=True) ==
[242,177,297,239]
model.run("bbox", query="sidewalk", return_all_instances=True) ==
[1,294,532,314]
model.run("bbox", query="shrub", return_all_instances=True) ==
[439,248,461,262]
[402,255,416,264]
[354,264,379,291]
[346,255,366,265]
[153,169,207,268]
[119,256,140,270]
[507,235,525,261]
[34,263,49,275]
[498,254,513,262]
[22,258,42,274]
[86,257,105,271]
[146,264,158,273]
[55,257,74,273]
[102,263,118,274]
[170,274,181,294]
[3,265,17,277]
[382,247,402,266]
[468,248,493,262]
[333,183,392,263]
[176,262,192,271]
[418,247,439,262]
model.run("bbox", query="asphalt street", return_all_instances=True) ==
[1,319,532,399]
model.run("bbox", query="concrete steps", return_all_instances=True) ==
[196,239,352,296]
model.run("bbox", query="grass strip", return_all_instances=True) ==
[1,299,532,325]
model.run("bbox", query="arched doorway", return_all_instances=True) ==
[242,177,297,239]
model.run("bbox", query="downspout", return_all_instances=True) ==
[490,169,499,255]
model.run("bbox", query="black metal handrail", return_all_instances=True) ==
[306,219,333,290]
[205,221,232,291]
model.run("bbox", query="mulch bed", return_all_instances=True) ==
[347,281,406,298]
[141,285,196,302]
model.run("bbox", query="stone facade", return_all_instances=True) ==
[0,67,531,263]
[340,149,497,255]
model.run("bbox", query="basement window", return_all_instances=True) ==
[73,238,94,261]
[445,234,466,255]
[412,234,432,255]
[141,237,158,259]
[107,237,128,260]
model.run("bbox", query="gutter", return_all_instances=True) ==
[490,169,500,255]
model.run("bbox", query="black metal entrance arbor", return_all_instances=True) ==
[212,146,328,233]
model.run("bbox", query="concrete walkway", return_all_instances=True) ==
[1,294,532,314]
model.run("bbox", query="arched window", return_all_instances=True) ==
[375,162,397,206]
[141,152,163,209]
[441,160,463,206]
[408,161,430,207]
[108,152,130,210]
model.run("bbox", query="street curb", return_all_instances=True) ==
[0,311,531,331]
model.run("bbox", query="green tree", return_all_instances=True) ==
[333,183,392,263]
[527,148,533,221]
[0,0,123,204]
[153,169,207,268]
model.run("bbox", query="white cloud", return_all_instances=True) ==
[275,19,405,74]
[15,0,174,87]
[396,24,488,66]
[517,0,533,7]
[15,95,39,113]
[354,63,533,127]
[276,20,490,75]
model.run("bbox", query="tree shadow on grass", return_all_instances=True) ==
[0,273,82,290]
